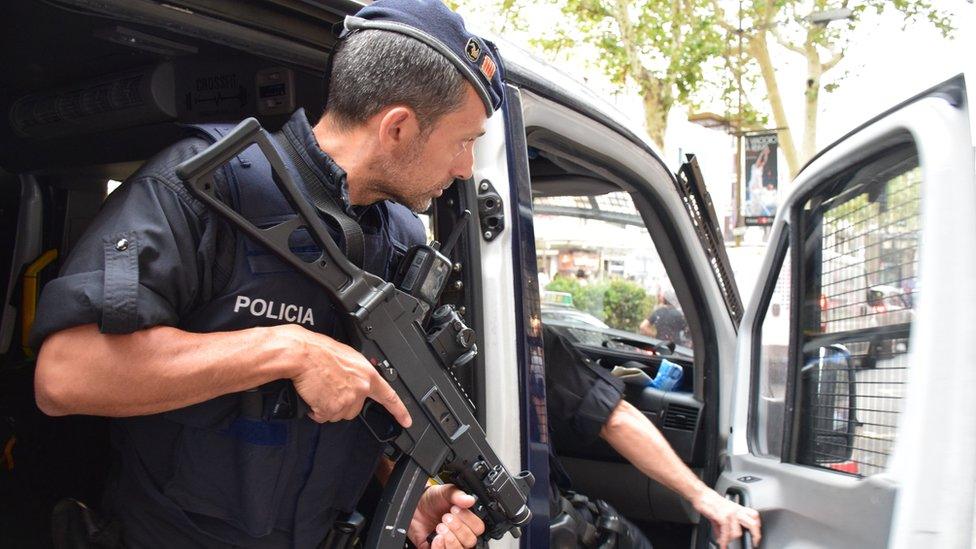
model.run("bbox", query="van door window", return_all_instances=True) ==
[753,240,791,457]
[792,142,921,477]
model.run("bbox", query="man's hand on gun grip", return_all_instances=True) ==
[408,484,485,549]
[275,324,412,427]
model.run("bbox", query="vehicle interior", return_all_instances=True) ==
[522,128,717,545]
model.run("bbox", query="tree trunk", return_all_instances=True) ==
[611,0,671,150]
[642,79,670,150]
[749,33,800,177]
[802,34,822,163]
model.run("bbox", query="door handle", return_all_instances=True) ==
[724,487,753,549]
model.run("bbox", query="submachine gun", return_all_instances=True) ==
[175,118,534,548]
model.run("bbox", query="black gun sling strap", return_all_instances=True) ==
[272,130,365,269]
[185,122,366,270]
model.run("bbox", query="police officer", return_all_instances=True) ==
[543,324,762,549]
[30,1,501,547]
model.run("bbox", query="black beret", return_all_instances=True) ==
[341,0,505,116]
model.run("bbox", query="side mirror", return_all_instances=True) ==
[798,344,858,469]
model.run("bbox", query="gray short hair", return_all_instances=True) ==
[325,29,468,132]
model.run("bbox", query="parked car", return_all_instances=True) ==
[540,304,607,328]
[0,1,973,548]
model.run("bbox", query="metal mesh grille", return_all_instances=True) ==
[797,156,920,478]
[819,169,921,334]
[676,157,743,324]
[533,193,640,215]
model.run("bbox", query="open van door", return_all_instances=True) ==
[715,76,976,548]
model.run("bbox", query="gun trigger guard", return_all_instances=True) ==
[359,400,401,443]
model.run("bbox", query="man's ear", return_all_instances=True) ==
[376,106,420,151]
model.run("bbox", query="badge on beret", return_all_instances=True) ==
[465,38,481,62]
[480,56,497,80]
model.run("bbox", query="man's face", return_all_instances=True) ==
[383,85,487,212]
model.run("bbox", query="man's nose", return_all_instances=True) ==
[452,146,475,180]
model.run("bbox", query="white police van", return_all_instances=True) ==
[1,1,973,548]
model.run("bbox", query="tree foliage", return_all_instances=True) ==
[545,277,655,332]
[603,279,656,331]
[483,0,730,149]
[545,276,604,318]
[450,0,957,173]
[711,0,955,174]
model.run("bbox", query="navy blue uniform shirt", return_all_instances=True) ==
[31,110,425,547]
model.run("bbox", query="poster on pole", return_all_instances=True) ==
[742,132,779,226]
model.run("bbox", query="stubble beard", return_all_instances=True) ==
[378,137,442,213]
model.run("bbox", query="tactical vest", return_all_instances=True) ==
[108,118,426,548]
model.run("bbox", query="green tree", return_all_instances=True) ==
[602,279,656,331]
[543,276,579,296]
[711,1,954,175]
[545,276,607,319]
[451,0,956,174]
[487,0,729,150]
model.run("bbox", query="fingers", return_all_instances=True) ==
[438,487,484,536]
[699,490,762,549]
[430,532,447,549]
[449,504,485,537]
[742,508,762,546]
[289,329,411,426]
[445,485,477,510]
[715,507,763,549]
[307,409,326,423]
[368,371,412,428]
[423,486,483,549]
[431,524,463,549]
[425,484,471,511]
[714,518,729,549]
[728,512,743,542]
[439,508,478,547]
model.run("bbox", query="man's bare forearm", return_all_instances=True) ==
[35,323,300,417]
[599,399,707,503]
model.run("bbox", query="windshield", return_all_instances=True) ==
[534,190,693,356]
